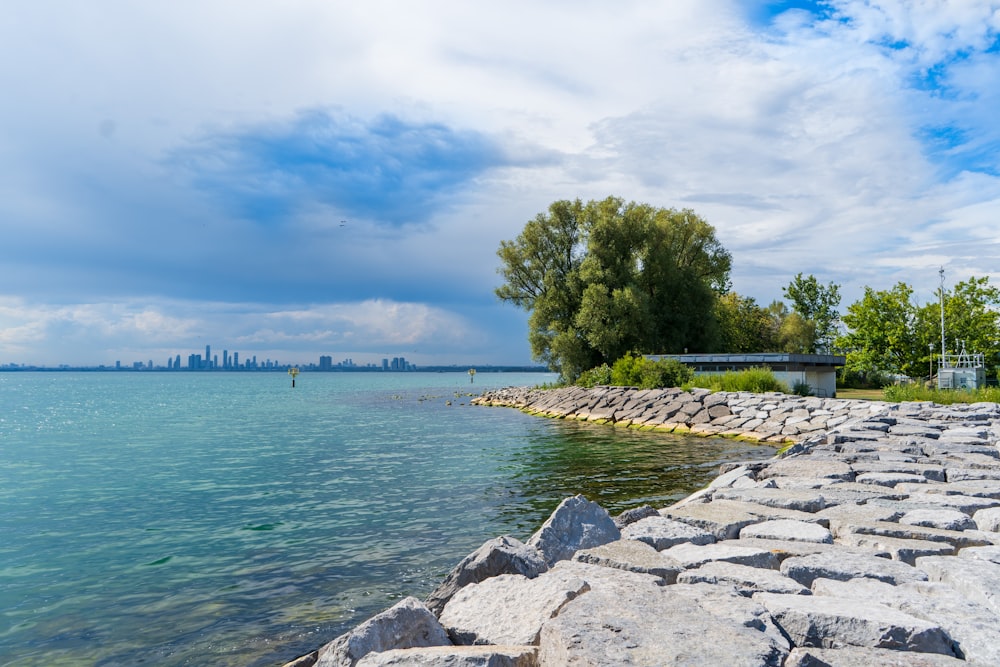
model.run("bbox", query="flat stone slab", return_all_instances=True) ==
[439,571,589,646]
[355,645,538,666]
[827,516,994,549]
[660,500,761,540]
[958,544,1000,564]
[662,541,780,570]
[757,458,854,481]
[916,555,1000,617]
[833,533,955,565]
[754,592,956,654]
[855,471,928,486]
[900,508,976,532]
[784,646,966,666]
[779,551,928,587]
[811,577,1000,667]
[678,561,810,595]
[973,506,1000,531]
[620,515,715,551]
[538,583,789,666]
[739,519,833,544]
[573,538,683,583]
[710,487,827,512]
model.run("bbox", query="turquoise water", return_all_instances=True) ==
[0,372,770,666]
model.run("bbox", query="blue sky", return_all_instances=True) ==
[1,0,999,367]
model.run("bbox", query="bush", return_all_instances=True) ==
[838,368,891,389]
[609,352,693,389]
[792,380,813,396]
[688,367,789,394]
[576,364,612,388]
[882,384,1000,404]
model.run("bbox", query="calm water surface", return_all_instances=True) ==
[0,372,772,666]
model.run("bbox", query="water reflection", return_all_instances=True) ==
[491,419,775,536]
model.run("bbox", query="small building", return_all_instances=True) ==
[937,348,986,390]
[647,353,846,398]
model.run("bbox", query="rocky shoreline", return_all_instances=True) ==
[285,386,1000,666]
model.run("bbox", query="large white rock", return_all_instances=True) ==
[573,538,683,583]
[316,597,451,667]
[812,577,1000,667]
[537,581,789,666]
[780,551,928,587]
[424,535,548,616]
[355,645,537,666]
[785,646,966,666]
[677,561,809,595]
[738,519,833,544]
[620,515,715,551]
[438,570,588,646]
[526,495,620,565]
[754,592,955,655]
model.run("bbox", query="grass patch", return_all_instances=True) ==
[834,388,885,401]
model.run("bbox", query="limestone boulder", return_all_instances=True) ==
[424,535,548,616]
[526,495,620,565]
[754,592,956,655]
[573,538,683,583]
[537,581,789,666]
[354,645,537,666]
[620,515,715,551]
[738,519,833,544]
[779,551,928,587]
[438,570,589,646]
[316,597,450,667]
[784,646,966,666]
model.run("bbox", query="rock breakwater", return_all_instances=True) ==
[286,387,1000,666]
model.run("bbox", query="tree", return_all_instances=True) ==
[836,282,919,378]
[496,197,731,381]
[715,293,772,353]
[782,273,841,353]
[915,275,1000,376]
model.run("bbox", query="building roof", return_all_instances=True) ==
[648,353,845,367]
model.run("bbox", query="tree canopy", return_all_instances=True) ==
[782,273,841,353]
[496,197,731,380]
[835,276,1000,380]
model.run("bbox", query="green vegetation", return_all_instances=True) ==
[496,197,730,382]
[608,352,693,389]
[882,384,1000,405]
[836,276,1000,382]
[687,367,789,394]
[575,364,612,388]
[494,195,998,390]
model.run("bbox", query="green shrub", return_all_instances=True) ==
[689,367,789,394]
[838,368,891,389]
[882,384,1000,405]
[792,380,813,396]
[576,364,612,388]
[609,352,693,389]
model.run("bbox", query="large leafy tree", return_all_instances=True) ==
[496,197,731,380]
[782,273,841,353]
[836,282,919,378]
[715,293,774,353]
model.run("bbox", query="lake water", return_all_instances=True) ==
[0,372,771,666]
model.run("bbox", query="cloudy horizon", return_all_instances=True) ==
[2,1,998,367]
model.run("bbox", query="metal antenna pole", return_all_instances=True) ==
[939,268,947,369]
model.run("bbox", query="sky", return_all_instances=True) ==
[1,0,999,367]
